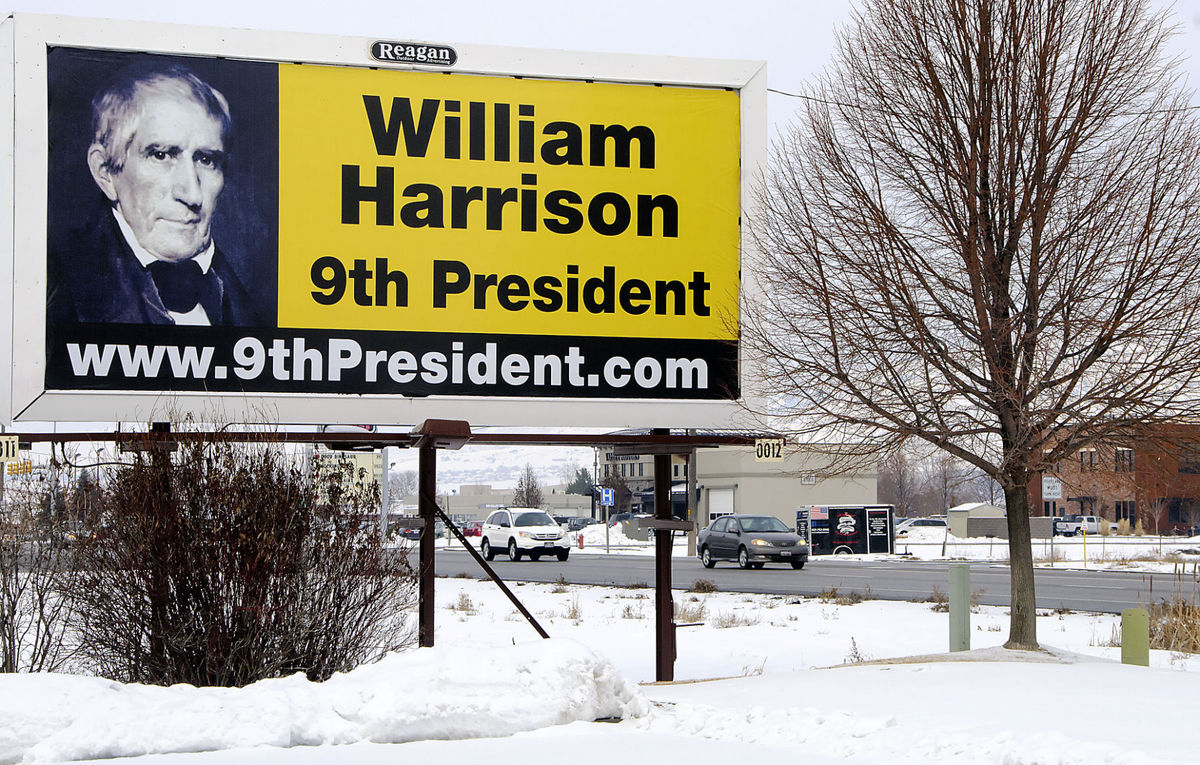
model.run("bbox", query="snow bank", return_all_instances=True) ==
[0,640,647,764]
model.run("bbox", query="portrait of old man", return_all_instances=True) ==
[48,62,265,326]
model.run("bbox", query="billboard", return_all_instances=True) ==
[2,15,765,426]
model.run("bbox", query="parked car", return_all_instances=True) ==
[462,521,483,537]
[607,512,636,527]
[481,508,571,562]
[697,514,809,570]
[563,517,598,532]
[895,517,948,535]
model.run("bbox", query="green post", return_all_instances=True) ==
[1121,608,1150,667]
[949,562,970,652]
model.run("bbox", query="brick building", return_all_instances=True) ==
[1029,427,1200,534]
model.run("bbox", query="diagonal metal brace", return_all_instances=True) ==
[423,490,550,640]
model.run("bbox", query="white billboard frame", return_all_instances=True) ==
[1,13,766,428]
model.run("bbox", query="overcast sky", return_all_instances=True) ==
[13,0,1200,134]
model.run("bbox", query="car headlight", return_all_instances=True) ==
[519,531,534,539]
[750,538,771,546]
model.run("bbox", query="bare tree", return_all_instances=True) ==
[389,470,418,500]
[748,0,1200,648]
[922,454,976,512]
[877,449,921,517]
[511,464,545,508]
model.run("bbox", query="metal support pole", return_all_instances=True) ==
[653,428,675,682]
[379,446,389,538]
[687,445,698,558]
[949,562,970,652]
[418,442,437,648]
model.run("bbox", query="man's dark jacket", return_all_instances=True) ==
[48,211,264,326]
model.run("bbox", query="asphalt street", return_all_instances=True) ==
[430,548,1199,614]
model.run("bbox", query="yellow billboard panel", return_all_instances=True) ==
[277,65,739,341]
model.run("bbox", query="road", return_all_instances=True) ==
[432,549,1200,614]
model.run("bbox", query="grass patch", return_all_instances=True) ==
[448,591,475,614]
[564,595,582,622]
[675,600,707,623]
[819,587,872,606]
[1148,599,1200,654]
[713,610,760,629]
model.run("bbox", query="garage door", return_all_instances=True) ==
[707,487,734,522]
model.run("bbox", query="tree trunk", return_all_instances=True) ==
[1003,478,1038,649]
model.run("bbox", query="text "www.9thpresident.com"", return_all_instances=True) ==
[65,338,712,391]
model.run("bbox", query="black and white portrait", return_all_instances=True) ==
[47,49,278,327]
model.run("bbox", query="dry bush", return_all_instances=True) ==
[0,482,80,673]
[61,438,416,687]
[926,586,949,613]
[688,579,718,594]
[1117,519,1131,537]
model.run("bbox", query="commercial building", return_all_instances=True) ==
[598,438,876,528]
[1029,426,1200,534]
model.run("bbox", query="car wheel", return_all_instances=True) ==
[508,539,522,561]
[557,550,569,562]
[530,551,542,561]
[834,546,852,555]
[700,546,715,568]
[738,547,752,569]
[481,537,494,561]
[791,560,806,570]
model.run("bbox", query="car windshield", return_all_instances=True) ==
[514,512,556,527]
[740,517,791,533]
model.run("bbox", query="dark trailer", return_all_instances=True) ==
[797,505,894,555]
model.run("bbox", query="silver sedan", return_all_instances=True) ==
[697,514,809,570]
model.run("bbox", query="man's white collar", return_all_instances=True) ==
[111,208,214,273]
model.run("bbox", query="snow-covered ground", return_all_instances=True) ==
[3,576,1196,764]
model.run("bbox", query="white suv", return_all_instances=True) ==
[481,508,570,562]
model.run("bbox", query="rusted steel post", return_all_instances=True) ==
[418,441,437,647]
[653,428,675,681]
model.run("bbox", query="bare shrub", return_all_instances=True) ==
[1,482,80,672]
[61,438,416,686]
[551,574,569,594]
[688,579,718,594]
[926,586,949,613]
[843,637,868,664]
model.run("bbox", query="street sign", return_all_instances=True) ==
[0,435,17,462]
[755,438,785,462]
[600,487,615,507]
[1042,475,1063,500]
